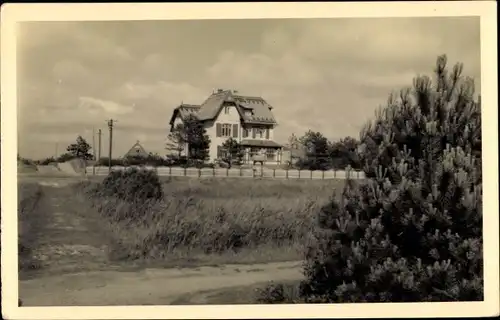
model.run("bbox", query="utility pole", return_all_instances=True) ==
[106,119,117,172]
[55,142,58,159]
[92,127,96,161]
[97,129,102,162]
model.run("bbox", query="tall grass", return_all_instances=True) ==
[18,183,43,271]
[78,175,344,262]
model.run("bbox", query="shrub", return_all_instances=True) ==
[256,281,303,304]
[97,157,125,167]
[100,167,163,203]
[165,155,215,168]
[300,55,483,302]
[36,157,56,165]
[56,152,76,163]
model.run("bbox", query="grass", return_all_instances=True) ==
[18,183,44,271]
[79,175,345,265]
[170,280,302,305]
[16,174,346,280]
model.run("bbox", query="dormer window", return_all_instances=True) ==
[256,128,264,139]
[224,106,230,114]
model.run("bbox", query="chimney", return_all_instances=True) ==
[217,88,224,93]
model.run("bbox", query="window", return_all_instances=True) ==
[221,124,232,137]
[217,146,228,159]
[266,149,275,160]
[243,128,250,138]
[256,128,264,139]
[224,106,230,114]
[250,147,260,156]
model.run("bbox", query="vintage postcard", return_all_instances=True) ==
[1,1,498,319]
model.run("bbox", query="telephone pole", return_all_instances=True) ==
[97,129,102,162]
[106,119,117,172]
[92,127,96,161]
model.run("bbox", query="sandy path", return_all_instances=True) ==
[20,179,112,275]
[19,260,303,306]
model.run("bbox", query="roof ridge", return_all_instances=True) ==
[233,94,264,100]
[125,140,148,156]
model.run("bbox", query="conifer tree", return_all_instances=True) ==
[300,55,483,302]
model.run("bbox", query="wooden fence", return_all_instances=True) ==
[86,166,366,180]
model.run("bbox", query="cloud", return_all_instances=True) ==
[52,59,90,83]
[111,81,207,105]
[206,50,323,88]
[260,27,294,57]
[78,97,135,115]
[16,18,481,159]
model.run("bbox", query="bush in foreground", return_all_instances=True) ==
[99,167,163,202]
[258,55,483,304]
[297,55,483,302]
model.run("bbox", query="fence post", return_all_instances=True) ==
[298,170,301,179]
[213,167,215,177]
[169,166,172,176]
[286,169,288,179]
[227,168,229,177]
[198,168,201,178]
[239,167,242,177]
[333,170,336,178]
[184,166,187,176]
[357,171,360,179]
[310,170,313,179]
[322,170,325,180]
[273,169,275,178]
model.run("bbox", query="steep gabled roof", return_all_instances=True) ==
[233,95,277,124]
[169,90,278,126]
[124,140,148,158]
[195,90,232,121]
[169,104,201,125]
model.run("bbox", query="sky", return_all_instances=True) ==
[16,17,481,159]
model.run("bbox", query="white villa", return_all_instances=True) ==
[168,89,283,164]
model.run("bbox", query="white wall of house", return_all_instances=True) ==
[207,104,242,161]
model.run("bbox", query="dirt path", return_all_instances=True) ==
[21,179,113,276]
[20,260,303,306]
[18,176,304,306]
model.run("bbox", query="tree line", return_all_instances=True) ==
[19,114,362,170]
[287,131,362,171]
